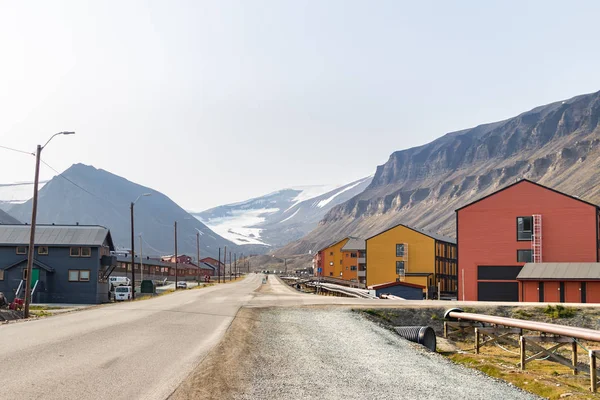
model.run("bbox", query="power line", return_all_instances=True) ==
[0,144,34,156]
[40,159,120,209]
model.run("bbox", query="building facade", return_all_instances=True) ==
[0,225,116,304]
[319,238,349,278]
[366,224,457,297]
[340,237,366,284]
[457,179,600,302]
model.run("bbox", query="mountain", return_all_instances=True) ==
[0,209,19,224]
[280,90,600,255]
[193,176,373,248]
[7,164,236,258]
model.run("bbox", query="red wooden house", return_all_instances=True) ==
[457,179,600,303]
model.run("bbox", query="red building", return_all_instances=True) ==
[457,179,600,302]
[312,250,324,277]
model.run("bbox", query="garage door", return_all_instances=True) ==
[477,282,519,302]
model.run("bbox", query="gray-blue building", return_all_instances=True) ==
[0,224,117,304]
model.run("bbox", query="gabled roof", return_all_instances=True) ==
[517,263,600,281]
[200,262,216,271]
[1,258,55,272]
[318,237,350,253]
[370,281,425,290]
[341,237,365,251]
[0,225,115,250]
[456,179,600,212]
[366,223,456,244]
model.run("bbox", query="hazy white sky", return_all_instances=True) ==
[2,0,600,211]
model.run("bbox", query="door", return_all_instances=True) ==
[564,282,580,303]
[31,268,40,288]
[477,282,519,301]
[544,282,560,302]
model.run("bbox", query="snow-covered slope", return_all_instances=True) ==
[192,176,373,248]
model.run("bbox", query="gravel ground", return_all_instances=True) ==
[233,308,540,400]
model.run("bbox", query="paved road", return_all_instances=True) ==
[0,275,262,400]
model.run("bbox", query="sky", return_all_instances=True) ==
[2,1,600,212]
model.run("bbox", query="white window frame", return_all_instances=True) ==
[70,247,81,257]
[16,246,27,255]
[38,246,49,255]
[80,247,91,258]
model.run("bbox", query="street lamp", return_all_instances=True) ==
[24,131,75,318]
[130,193,152,299]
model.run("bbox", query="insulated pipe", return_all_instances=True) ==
[394,326,437,351]
[445,309,600,342]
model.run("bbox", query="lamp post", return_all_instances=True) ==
[174,221,178,288]
[23,131,75,318]
[130,193,151,300]
[196,231,200,283]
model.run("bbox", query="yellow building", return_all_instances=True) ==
[320,238,349,278]
[366,224,457,298]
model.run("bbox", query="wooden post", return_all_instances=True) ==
[475,328,480,354]
[520,336,526,371]
[572,341,578,376]
[443,322,448,339]
[591,350,597,393]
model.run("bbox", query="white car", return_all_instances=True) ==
[114,286,132,301]
[176,281,188,289]
[109,276,130,289]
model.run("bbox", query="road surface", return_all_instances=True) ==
[0,275,261,400]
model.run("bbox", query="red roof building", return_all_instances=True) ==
[457,179,600,303]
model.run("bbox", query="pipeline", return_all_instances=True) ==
[394,326,437,351]
[444,308,600,342]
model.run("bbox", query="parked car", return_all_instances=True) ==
[176,281,188,289]
[114,286,132,301]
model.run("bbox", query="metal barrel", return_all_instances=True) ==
[394,326,437,351]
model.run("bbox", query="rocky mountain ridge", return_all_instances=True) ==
[280,90,600,255]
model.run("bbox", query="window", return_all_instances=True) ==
[0,269,3,280]
[16,246,27,255]
[517,216,533,241]
[350,253,357,258]
[70,247,81,257]
[350,266,357,271]
[396,261,405,275]
[396,244,405,257]
[38,246,49,255]
[69,270,91,282]
[517,249,533,263]
[330,252,333,256]
[81,247,91,257]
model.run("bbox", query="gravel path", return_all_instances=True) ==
[234,308,539,400]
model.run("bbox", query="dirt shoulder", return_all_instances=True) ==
[169,307,260,400]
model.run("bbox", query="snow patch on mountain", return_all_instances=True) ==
[195,208,279,246]
[316,178,368,208]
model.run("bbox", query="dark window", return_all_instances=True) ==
[350,266,357,271]
[350,253,357,258]
[396,244,405,257]
[329,252,333,256]
[517,216,533,241]
[396,261,405,275]
[38,246,49,255]
[81,247,91,257]
[477,265,523,280]
[517,249,533,263]
[70,247,81,257]
[16,246,27,255]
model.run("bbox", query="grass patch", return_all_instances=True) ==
[363,309,394,323]
[30,310,52,317]
[511,309,534,319]
[29,305,63,311]
[542,305,577,319]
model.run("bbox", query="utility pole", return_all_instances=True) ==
[229,251,232,281]
[234,253,237,279]
[196,231,200,283]
[218,248,221,283]
[174,221,178,288]
[224,246,227,282]
[284,258,287,276]
[140,234,144,282]
[24,132,75,317]
[130,201,135,299]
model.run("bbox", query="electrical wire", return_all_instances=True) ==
[0,144,34,156]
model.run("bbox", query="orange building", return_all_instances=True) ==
[319,238,350,278]
[340,237,366,284]
[457,179,600,303]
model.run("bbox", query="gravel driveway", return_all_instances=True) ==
[232,308,539,400]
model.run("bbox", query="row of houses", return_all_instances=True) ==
[0,224,225,304]
[313,179,600,303]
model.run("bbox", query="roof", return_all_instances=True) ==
[370,281,425,290]
[341,237,365,251]
[1,258,55,272]
[0,225,115,250]
[456,179,600,213]
[366,223,456,244]
[319,237,350,252]
[517,263,600,281]
[200,262,216,271]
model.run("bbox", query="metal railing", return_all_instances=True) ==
[444,308,600,392]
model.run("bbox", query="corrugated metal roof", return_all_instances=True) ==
[341,237,365,251]
[518,263,600,280]
[367,223,456,244]
[0,225,111,247]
